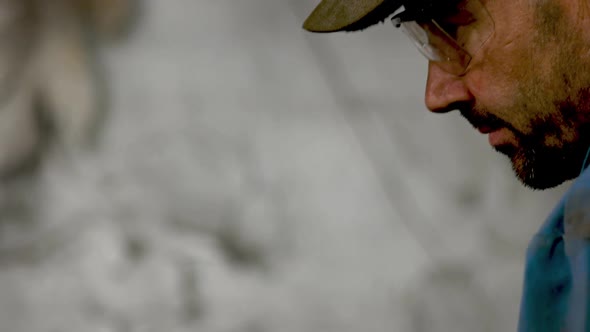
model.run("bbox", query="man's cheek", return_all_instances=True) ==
[466,61,518,108]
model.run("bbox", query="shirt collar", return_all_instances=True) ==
[580,144,590,175]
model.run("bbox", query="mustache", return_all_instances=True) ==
[453,102,512,132]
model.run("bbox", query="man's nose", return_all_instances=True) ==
[424,62,473,113]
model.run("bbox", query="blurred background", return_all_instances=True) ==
[0,0,569,331]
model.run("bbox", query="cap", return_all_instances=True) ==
[302,0,403,32]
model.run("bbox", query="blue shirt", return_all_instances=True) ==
[518,162,590,331]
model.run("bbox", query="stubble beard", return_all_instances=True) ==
[499,133,590,190]
[496,40,590,190]
[456,1,590,189]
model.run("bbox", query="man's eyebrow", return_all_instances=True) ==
[437,9,476,24]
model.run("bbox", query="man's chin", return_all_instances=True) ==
[512,165,565,190]
[494,145,570,190]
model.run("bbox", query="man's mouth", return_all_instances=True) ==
[475,125,511,146]
[472,128,512,151]
[459,107,512,146]
[477,126,496,134]
[487,128,510,147]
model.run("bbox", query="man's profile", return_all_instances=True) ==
[303,0,590,330]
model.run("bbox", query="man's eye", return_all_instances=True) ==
[435,11,476,39]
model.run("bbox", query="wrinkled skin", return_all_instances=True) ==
[425,0,590,189]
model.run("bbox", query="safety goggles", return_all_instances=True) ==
[392,0,495,75]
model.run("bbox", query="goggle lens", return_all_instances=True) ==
[393,0,494,75]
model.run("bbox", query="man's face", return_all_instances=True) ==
[425,0,590,189]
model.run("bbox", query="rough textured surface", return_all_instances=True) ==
[0,0,570,331]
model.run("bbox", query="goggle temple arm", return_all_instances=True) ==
[390,15,471,75]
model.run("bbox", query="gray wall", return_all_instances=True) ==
[0,1,569,331]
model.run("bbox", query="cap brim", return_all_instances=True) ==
[303,0,402,32]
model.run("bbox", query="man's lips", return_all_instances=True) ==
[462,110,510,145]
[477,126,496,134]
[488,128,510,146]
[477,126,510,146]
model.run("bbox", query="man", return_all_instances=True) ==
[303,0,590,330]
